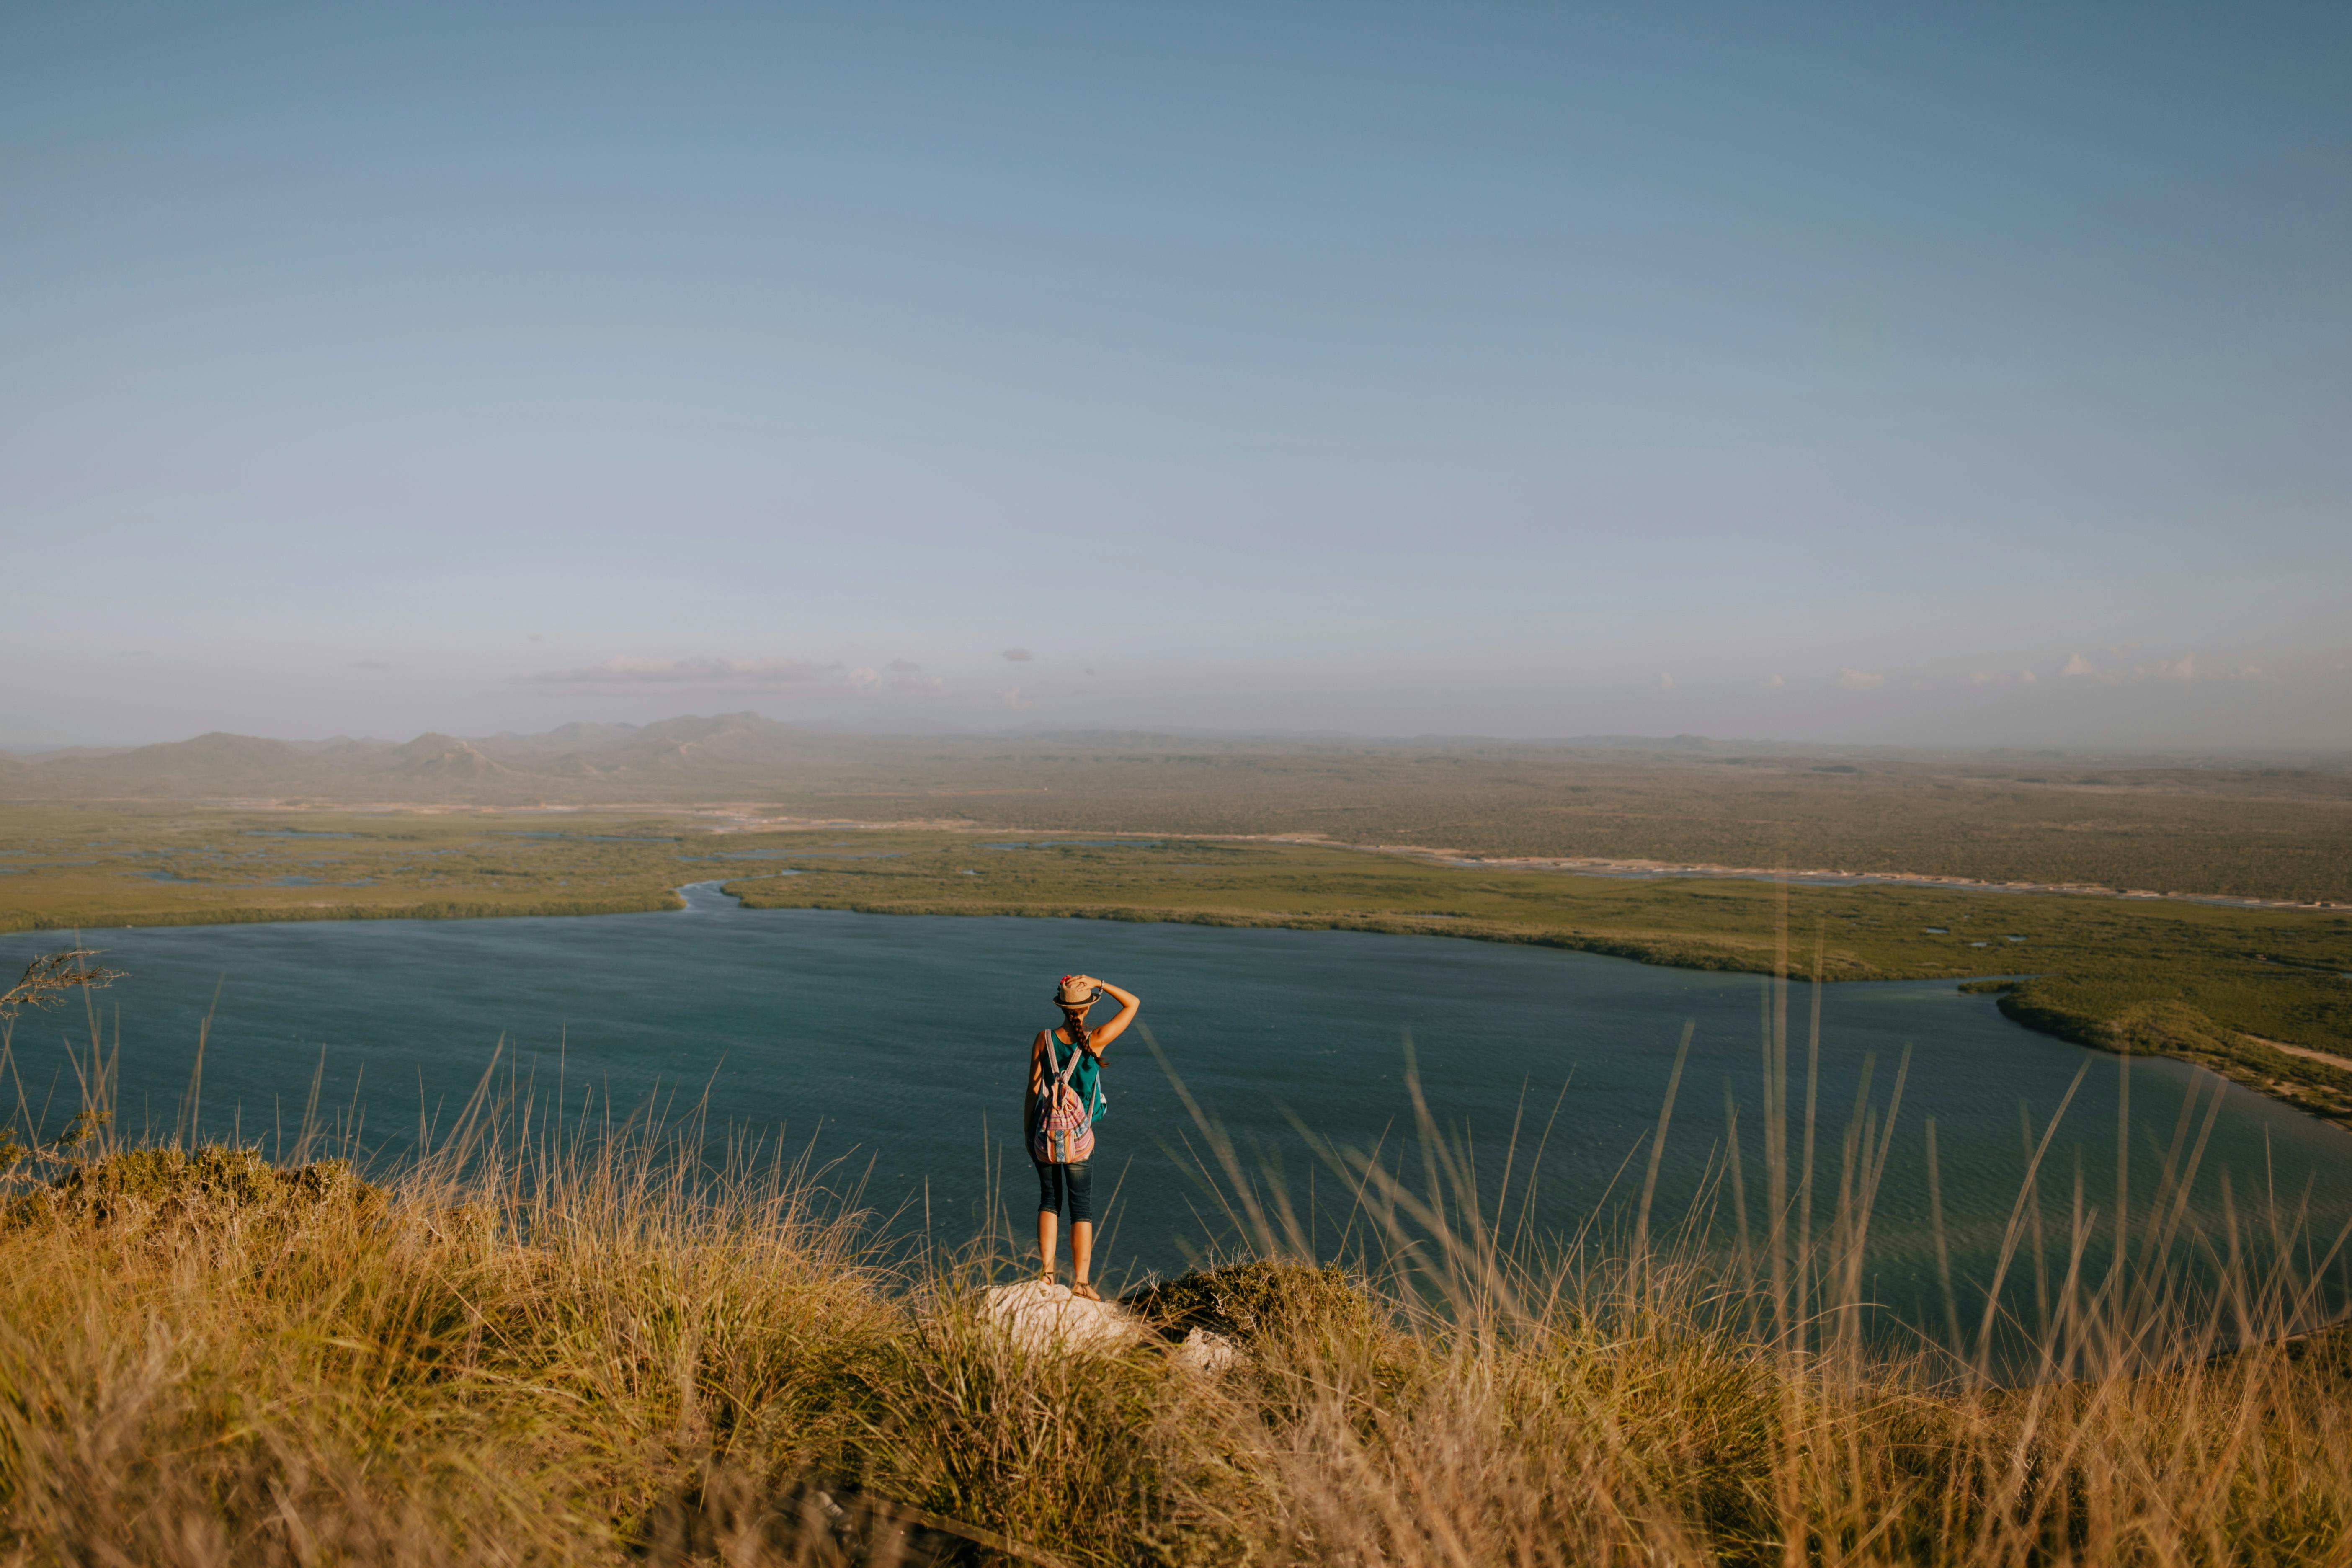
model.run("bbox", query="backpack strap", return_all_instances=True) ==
[1037,1033,1083,1117]
[1064,1029,1103,1121]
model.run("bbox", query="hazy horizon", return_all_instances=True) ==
[8,709,2351,766]
[6,5,2348,750]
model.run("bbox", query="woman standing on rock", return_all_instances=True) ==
[1026,972,1140,1300]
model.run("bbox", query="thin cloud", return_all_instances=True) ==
[1001,647,1034,662]
[1659,672,1674,689]
[1766,673,1785,688]
[1837,668,1886,690]
[351,660,397,671]
[526,657,836,686]
[2062,653,2097,677]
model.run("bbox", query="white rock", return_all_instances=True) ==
[976,1282,1244,1373]
[979,1279,1145,1355]
[1173,1326,1241,1374]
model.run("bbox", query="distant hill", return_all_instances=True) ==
[15,732,346,797]
[389,733,512,779]
[474,721,641,760]
[0,713,1730,807]
[0,713,880,805]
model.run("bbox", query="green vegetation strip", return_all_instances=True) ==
[5,805,2347,1124]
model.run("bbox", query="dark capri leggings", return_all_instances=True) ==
[1034,1160,1093,1225]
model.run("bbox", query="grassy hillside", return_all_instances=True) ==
[7,718,2350,904]
[4,805,2348,1126]
[2,1110,2347,1566]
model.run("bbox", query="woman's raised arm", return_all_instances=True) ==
[1072,976,1140,1052]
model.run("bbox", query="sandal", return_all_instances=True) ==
[1071,1282,1101,1302]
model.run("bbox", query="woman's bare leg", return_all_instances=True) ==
[1071,1220,1094,1293]
[1037,1210,1059,1279]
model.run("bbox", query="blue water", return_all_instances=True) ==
[5,889,2348,1339]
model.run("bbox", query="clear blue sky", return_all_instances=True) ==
[4,3,2347,748]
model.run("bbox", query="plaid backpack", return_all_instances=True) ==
[1030,1033,1098,1165]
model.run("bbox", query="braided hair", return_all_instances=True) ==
[1058,1004,1093,1055]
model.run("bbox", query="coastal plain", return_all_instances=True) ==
[6,715,2350,903]
[3,797,2347,1127]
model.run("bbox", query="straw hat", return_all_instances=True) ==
[1055,975,1099,1008]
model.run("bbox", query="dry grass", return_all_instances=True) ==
[3,1005,2351,1565]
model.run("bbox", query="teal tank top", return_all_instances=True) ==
[1044,1029,1108,1125]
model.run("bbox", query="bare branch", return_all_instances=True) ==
[0,947,125,1022]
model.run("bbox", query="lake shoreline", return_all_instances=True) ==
[16,874,2346,1134]
[726,886,2352,1132]
[8,805,2347,1136]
